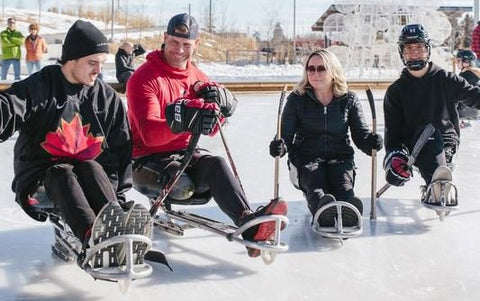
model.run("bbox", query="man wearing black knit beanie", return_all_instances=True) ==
[0,20,153,271]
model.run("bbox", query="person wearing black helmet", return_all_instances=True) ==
[383,24,480,208]
[455,49,480,120]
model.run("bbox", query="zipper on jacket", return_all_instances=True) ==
[324,106,328,154]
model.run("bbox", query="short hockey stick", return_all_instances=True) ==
[273,84,288,200]
[376,123,435,198]
[149,133,201,216]
[366,87,378,220]
[216,117,246,193]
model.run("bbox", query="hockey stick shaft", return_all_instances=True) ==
[149,133,201,216]
[376,123,435,198]
[274,84,288,199]
[366,87,378,220]
[217,118,246,193]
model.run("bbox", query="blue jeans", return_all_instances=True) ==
[1,59,20,80]
[26,60,42,75]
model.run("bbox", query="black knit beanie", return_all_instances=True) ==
[61,20,109,62]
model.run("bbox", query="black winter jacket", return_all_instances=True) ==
[281,89,374,163]
[384,63,480,153]
[0,65,132,206]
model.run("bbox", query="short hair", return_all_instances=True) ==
[29,23,39,30]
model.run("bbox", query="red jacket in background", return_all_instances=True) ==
[472,24,480,59]
[126,50,209,158]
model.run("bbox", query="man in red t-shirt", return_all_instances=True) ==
[126,13,287,258]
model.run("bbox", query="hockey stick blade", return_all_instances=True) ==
[144,250,173,271]
[376,123,435,198]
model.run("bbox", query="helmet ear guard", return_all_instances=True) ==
[398,24,431,71]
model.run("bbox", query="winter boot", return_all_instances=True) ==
[342,197,363,227]
[314,194,337,227]
[240,198,288,258]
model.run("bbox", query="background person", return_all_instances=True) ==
[115,41,145,93]
[24,22,48,75]
[0,17,23,80]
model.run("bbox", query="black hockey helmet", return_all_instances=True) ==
[398,24,431,70]
[456,49,477,64]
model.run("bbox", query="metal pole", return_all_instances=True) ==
[209,0,212,33]
[111,0,115,41]
[475,0,479,24]
[293,0,296,64]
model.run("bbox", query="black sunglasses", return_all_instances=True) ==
[306,65,327,73]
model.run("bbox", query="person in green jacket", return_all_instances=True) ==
[1,17,24,80]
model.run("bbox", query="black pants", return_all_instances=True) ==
[133,153,250,226]
[44,160,117,240]
[297,159,355,215]
[413,129,456,185]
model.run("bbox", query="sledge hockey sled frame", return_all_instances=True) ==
[312,201,363,240]
[421,178,458,221]
[31,191,153,292]
[148,196,289,265]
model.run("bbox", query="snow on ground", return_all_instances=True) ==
[1,90,480,300]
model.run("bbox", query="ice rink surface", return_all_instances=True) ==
[1,90,480,300]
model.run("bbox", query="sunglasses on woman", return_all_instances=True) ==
[306,65,327,73]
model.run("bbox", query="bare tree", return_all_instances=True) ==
[202,0,216,34]
[78,0,85,17]
[36,0,47,23]
[217,1,229,33]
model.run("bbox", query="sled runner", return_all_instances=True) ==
[311,195,363,242]
[421,165,458,221]
[30,188,156,293]
[137,187,289,265]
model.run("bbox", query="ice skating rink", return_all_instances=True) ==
[1,90,479,300]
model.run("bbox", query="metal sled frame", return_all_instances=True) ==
[421,179,458,221]
[35,202,153,293]
[311,201,363,241]
[152,201,289,265]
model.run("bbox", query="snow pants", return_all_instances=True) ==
[296,158,356,215]
[133,153,250,226]
[44,160,117,240]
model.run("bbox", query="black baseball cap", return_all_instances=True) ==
[166,13,199,40]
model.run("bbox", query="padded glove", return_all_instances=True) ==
[195,81,237,117]
[366,133,384,151]
[384,150,411,186]
[165,98,219,135]
[269,138,287,158]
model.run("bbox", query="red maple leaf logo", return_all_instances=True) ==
[41,114,104,161]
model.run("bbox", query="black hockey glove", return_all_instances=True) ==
[366,133,384,151]
[165,98,219,135]
[269,138,287,158]
[195,81,237,117]
[384,150,411,186]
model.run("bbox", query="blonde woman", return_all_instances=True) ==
[269,49,382,227]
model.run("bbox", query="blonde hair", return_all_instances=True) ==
[293,49,348,97]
